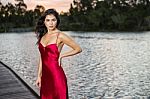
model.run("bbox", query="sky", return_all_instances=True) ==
[1,0,73,13]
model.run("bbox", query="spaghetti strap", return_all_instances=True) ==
[56,32,60,44]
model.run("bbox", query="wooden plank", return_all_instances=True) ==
[0,62,39,99]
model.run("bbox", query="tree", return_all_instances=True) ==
[34,5,45,19]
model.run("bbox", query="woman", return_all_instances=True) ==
[35,9,82,99]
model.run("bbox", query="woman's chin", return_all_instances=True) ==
[48,28,56,31]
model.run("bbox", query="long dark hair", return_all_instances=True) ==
[35,9,60,44]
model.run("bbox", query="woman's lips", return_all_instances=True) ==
[49,26,53,28]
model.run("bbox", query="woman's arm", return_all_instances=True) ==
[59,32,82,59]
[35,55,42,88]
[37,55,42,78]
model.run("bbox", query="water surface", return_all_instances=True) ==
[0,31,150,98]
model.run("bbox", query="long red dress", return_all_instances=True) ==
[38,33,68,99]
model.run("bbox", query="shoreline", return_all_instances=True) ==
[0,28,150,33]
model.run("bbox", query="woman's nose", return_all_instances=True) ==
[49,20,53,25]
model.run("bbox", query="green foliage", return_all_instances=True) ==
[0,0,150,32]
[62,0,150,31]
[0,0,45,32]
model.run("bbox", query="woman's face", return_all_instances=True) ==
[44,14,57,31]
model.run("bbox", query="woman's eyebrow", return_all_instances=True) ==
[46,17,56,19]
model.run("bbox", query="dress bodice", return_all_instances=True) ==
[38,33,60,61]
[38,42,60,61]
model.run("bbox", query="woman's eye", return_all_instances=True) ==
[52,19,56,21]
[45,19,50,21]
[45,19,56,22]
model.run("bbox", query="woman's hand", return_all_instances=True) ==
[35,77,41,89]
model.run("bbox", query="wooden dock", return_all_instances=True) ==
[0,62,40,99]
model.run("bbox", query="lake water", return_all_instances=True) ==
[0,31,150,99]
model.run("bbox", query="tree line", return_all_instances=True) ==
[62,0,150,31]
[0,0,150,32]
[0,0,45,32]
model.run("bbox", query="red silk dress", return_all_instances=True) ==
[38,33,68,99]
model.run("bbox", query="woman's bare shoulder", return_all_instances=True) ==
[58,31,71,39]
[59,31,67,36]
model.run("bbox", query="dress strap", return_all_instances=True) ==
[56,32,60,44]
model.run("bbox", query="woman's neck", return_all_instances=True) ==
[47,29,60,34]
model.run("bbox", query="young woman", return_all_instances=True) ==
[35,9,82,99]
